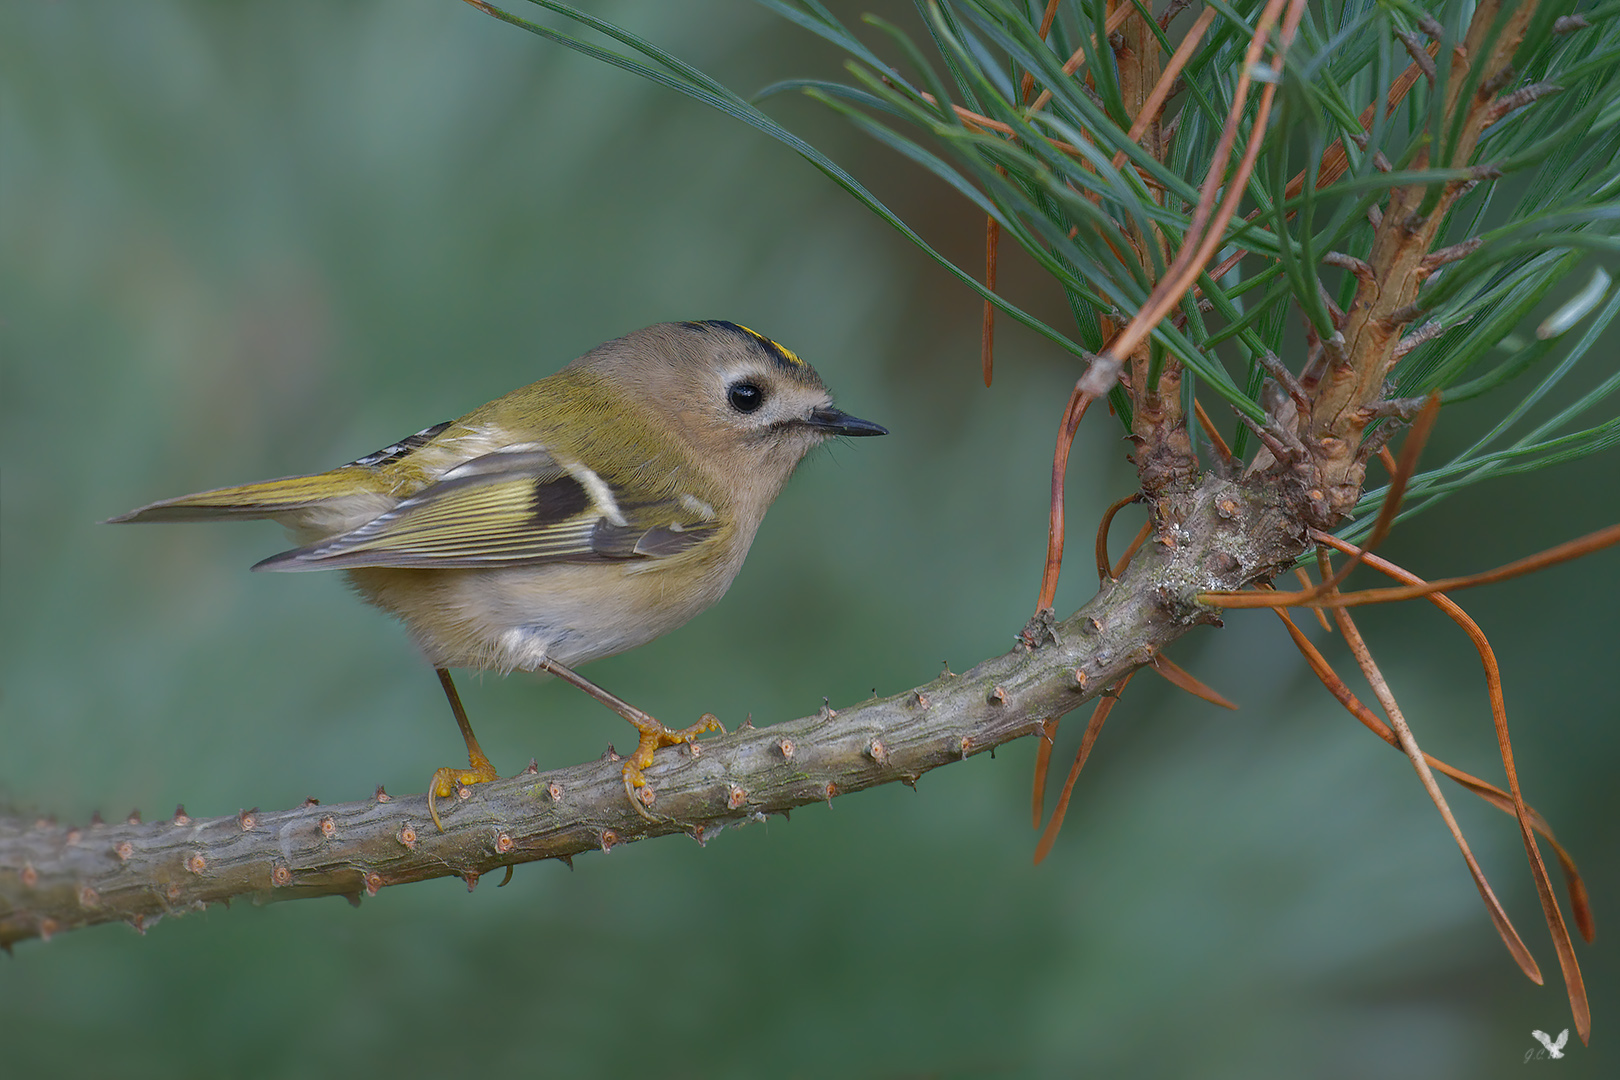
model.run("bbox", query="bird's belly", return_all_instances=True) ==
[345,558,736,673]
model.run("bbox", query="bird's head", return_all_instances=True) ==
[576,320,887,502]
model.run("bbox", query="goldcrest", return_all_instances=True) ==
[112,320,886,825]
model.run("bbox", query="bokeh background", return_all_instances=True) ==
[3,2,1615,1076]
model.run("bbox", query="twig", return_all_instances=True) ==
[1308,0,1542,518]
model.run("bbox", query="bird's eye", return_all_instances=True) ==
[727,382,765,413]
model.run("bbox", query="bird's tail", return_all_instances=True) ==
[106,470,382,524]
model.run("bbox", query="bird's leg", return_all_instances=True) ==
[538,657,723,808]
[427,667,499,831]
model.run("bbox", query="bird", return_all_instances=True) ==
[110,320,887,827]
[1531,1029,1568,1058]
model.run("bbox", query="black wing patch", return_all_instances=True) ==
[531,473,589,525]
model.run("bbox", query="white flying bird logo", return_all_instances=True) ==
[1531,1029,1569,1059]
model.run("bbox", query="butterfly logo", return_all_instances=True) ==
[1530,1029,1569,1059]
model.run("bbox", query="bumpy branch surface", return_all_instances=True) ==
[1309,0,1540,520]
[1,475,1304,948]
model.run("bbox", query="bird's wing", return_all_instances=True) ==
[1532,1031,1554,1050]
[1552,1030,1568,1051]
[252,447,719,571]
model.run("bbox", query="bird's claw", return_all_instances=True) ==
[619,712,725,819]
[427,760,499,832]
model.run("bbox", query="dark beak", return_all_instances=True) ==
[806,406,888,437]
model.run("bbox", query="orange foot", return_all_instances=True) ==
[428,754,499,832]
[622,712,725,816]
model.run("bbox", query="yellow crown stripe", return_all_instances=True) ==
[735,323,806,368]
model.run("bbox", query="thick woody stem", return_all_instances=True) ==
[1116,1,1194,498]
[1,475,1305,947]
[1309,0,1541,520]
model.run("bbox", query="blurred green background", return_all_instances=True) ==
[2,2,1615,1076]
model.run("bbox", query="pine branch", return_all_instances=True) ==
[0,474,1306,948]
[1309,0,1543,519]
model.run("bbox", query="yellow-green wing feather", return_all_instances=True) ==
[253,448,719,571]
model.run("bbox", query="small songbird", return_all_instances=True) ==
[111,320,886,827]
